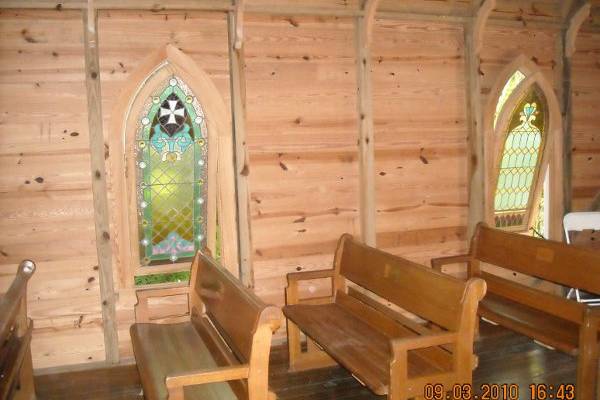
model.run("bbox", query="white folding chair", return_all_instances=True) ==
[563,211,600,305]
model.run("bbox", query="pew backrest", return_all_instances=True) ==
[472,223,600,295]
[190,252,280,363]
[335,234,480,332]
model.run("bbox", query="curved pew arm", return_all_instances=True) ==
[166,365,250,399]
[134,286,190,323]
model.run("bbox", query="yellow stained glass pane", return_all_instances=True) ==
[494,70,526,129]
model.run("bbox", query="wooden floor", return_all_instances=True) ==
[35,322,577,400]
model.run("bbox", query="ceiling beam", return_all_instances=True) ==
[0,0,563,30]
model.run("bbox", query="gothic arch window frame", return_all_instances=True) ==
[109,45,239,287]
[483,55,564,240]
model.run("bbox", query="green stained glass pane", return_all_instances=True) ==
[134,271,190,286]
[494,88,546,229]
[135,76,208,267]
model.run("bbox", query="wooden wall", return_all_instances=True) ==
[572,27,600,211]
[1,0,598,370]
[372,19,468,265]
[0,9,106,369]
[245,15,360,308]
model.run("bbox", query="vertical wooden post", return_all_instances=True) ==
[83,1,119,363]
[227,0,254,288]
[355,0,379,247]
[465,0,495,238]
[558,35,573,217]
[561,1,591,214]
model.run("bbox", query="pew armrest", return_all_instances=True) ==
[134,286,190,323]
[430,254,471,272]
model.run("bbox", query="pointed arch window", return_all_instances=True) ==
[110,46,240,288]
[493,86,547,232]
[135,76,208,266]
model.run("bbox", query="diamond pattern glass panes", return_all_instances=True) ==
[494,70,526,129]
[136,76,207,265]
[494,89,546,229]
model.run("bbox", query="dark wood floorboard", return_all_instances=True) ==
[34,322,578,400]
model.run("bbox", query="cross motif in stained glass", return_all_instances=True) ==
[493,89,546,229]
[135,76,208,265]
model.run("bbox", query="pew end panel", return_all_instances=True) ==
[0,260,37,400]
[131,251,281,400]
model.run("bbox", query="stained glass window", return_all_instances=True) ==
[494,88,546,230]
[494,70,526,129]
[135,76,208,265]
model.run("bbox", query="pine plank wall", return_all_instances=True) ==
[0,0,599,370]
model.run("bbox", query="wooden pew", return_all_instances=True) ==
[130,251,281,400]
[283,234,487,400]
[431,223,600,400]
[0,260,36,400]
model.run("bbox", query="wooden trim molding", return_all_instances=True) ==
[355,0,380,247]
[465,0,496,238]
[82,2,119,363]
[228,2,254,288]
[483,56,565,240]
[108,45,239,287]
[565,1,591,58]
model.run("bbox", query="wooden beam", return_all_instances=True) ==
[244,4,360,17]
[0,0,564,31]
[472,0,496,54]
[0,0,232,10]
[355,0,380,247]
[227,2,253,288]
[560,1,591,215]
[565,2,591,58]
[83,1,119,364]
[233,0,245,50]
[465,0,496,238]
